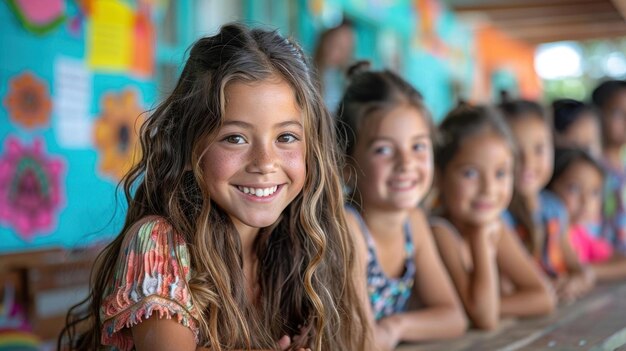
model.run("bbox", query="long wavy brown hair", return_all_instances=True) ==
[59,23,369,351]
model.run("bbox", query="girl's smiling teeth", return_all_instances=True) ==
[388,179,418,190]
[236,185,279,197]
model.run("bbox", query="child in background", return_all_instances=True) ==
[500,100,594,303]
[592,80,626,254]
[548,147,626,281]
[338,62,466,351]
[59,24,370,351]
[431,105,555,330]
[552,99,602,158]
[313,19,355,111]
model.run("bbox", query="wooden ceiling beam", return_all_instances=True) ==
[490,12,621,29]
[449,0,626,44]
[611,0,626,19]
[506,21,626,37]
[523,31,626,44]
[453,0,599,12]
[512,25,626,43]
[474,3,616,21]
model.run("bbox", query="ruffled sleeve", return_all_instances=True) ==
[100,217,200,350]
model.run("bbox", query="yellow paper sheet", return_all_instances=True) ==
[87,0,134,71]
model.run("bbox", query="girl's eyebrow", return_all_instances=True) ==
[454,159,514,168]
[223,120,253,129]
[367,134,430,145]
[276,120,304,130]
[222,119,303,130]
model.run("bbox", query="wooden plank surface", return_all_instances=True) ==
[396,282,626,351]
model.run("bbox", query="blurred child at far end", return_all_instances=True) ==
[552,99,602,158]
[548,147,626,281]
[592,81,626,254]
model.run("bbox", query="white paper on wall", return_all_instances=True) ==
[53,56,93,148]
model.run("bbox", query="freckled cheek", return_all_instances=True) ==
[279,149,306,185]
[203,149,245,184]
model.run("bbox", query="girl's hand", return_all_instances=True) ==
[277,335,311,351]
[554,276,585,303]
[481,221,502,248]
[374,317,401,351]
[466,221,502,257]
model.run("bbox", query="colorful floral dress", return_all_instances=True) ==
[346,206,416,321]
[100,217,200,350]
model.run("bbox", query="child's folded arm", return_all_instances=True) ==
[497,223,557,316]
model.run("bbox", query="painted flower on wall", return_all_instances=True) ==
[93,89,144,181]
[7,0,66,35]
[0,137,65,241]
[4,72,52,129]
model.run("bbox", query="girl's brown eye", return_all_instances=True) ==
[224,135,246,144]
[278,133,299,143]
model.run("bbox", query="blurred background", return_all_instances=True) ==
[0,0,625,348]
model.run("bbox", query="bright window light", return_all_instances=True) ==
[605,52,626,78]
[535,42,583,80]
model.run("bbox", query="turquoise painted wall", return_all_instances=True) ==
[0,1,159,252]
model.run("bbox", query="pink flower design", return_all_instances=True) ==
[0,137,65,240]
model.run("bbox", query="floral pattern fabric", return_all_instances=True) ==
[346,205,416,321]
[100,217,199,350]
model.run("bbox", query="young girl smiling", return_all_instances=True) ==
[431,105,555,329]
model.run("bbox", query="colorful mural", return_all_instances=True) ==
[4,72,52,130]
[0,137,65,241]
[0,0,158,252]
[93,89,144,181]
[475,25,541,101]
[6,0,66,35]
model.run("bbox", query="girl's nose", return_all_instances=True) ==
[519,151,529,168]
[396,149,415,171]
[246,144,277,174]
[480,174,496,195]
